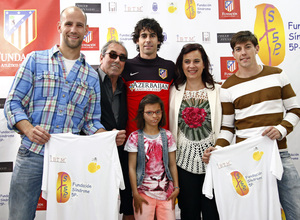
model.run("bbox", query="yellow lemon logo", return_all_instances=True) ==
[253,151,264,161]
[231,171,249,196]
[88,162,101,173]
[254,4,285,66]
[107,27,119,42]
[185,0,196,19]
[168,3,177,13]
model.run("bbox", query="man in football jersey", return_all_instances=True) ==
[121,18,175,136]
[203,30,300,220]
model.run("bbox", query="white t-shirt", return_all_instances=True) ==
[62,57,77,76]
[42,131,124,220]
[203,136,283,220]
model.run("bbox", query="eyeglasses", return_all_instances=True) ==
[144,110,162,116]
[105,51,127,62]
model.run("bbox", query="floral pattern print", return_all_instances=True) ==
[178,92,212,142]
[176,89,215,174]
[182,107,207,128]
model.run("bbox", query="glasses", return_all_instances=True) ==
[144,110,162,116]
[105,51,127,62]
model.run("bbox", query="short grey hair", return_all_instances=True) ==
[101,40,128,57]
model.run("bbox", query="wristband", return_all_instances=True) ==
[174,186,180,190]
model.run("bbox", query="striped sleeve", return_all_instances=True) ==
[275,71,300,138]
[215,87,235,147]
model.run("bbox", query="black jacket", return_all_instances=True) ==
[97,68,127,131]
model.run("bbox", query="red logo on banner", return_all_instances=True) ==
[225,1,234,12]
[0,0,60,76]
[36,193,47,211]
[84,31,93,44]
[218,0,241,19]
[82,27,99,51]
[226,60,237,72]
[220,57,238,80]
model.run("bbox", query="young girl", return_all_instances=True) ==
[125,94,179,220]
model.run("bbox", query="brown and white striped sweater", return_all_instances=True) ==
[216,65,300,149]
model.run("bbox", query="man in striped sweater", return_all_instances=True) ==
[203,30,300,220]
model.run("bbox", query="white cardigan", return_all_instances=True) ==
[169,82,222,144]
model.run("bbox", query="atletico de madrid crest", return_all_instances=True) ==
[225,1,234,12]
[227,60,236,72]
[4,10,37,50]
[83,31,93,43]
[159,68,167,79]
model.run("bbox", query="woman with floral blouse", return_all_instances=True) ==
[169,43,221,220]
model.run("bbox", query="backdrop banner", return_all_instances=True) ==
[0,0,299,219]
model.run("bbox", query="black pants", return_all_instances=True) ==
[118,146,134,215]
[177,166,219,220]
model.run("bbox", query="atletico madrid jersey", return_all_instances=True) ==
[122,54,175,136]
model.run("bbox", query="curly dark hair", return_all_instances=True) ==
[132,18,164,52]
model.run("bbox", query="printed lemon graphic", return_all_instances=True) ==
[254,4,285,66]
[168,3,177,13]
[185,0,196,19]
[253,151,264,161]
[88,162,100,173]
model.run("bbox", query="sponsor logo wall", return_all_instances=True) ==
[0,0,299,219]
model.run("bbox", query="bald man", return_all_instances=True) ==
[4,6,125,219]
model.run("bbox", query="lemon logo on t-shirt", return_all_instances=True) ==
[88,162,101,173]
[253,151,264,161]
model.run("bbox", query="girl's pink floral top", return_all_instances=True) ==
[125,129,176,200]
